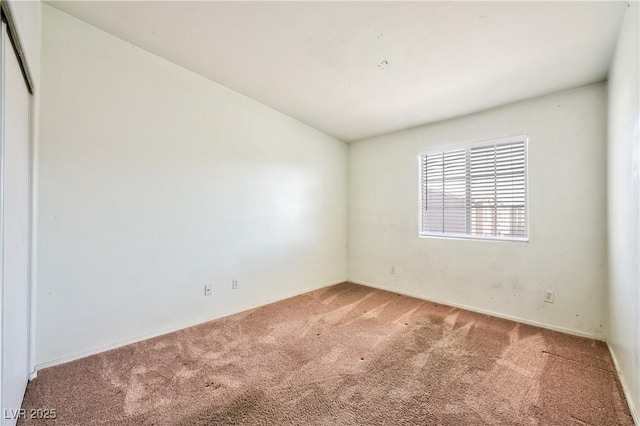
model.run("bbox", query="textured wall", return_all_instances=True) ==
[607,2,640,421]
[36,6,347,367]
[349,84,607,338]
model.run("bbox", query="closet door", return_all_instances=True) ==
[0,18,31,426]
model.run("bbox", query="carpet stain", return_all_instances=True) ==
[360,300,390,319]
[19,283,634,425]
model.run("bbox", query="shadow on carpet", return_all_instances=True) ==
[20,282,634,425]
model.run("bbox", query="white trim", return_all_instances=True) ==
[607,342,639,424]
[349,279,603,341]
[27,90,36,381]
[419,233,529,243]
[0,18,6,414]
[34,279,347,372]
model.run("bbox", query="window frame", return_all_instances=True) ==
[418,135,529,243]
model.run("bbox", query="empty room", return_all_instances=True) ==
[0,0,638,424]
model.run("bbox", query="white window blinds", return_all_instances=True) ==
[420,138,527,241]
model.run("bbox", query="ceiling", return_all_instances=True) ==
[47,1,627,142]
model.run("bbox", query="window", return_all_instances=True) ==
[419,136,528,241]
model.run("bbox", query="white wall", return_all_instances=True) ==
[607,1,639,421]
[349,84,607,338]
[36,5,347,368]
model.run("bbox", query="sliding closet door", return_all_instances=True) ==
[0,19,31,426]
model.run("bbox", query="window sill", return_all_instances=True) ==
[419,233,529,243]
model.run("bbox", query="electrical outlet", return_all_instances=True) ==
[204,284,212,296]
[390,266,396,274]
[232,279,238,290]
[544,290,554,303]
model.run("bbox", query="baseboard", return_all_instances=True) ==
[607,343,639,425]
[34,278,347,373]
[348,279,602,341]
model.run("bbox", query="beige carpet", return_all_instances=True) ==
[20,282,633,425]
